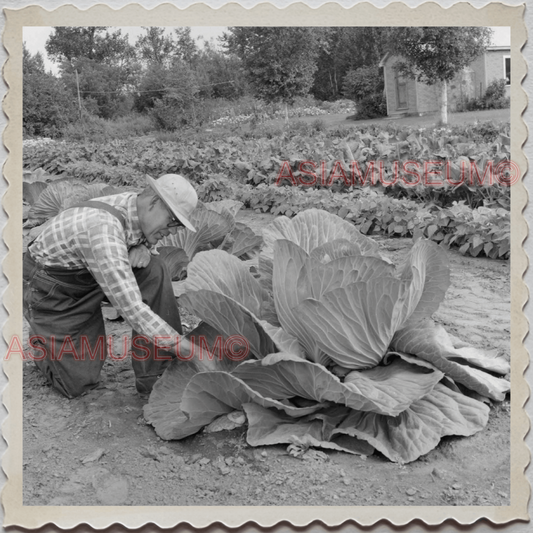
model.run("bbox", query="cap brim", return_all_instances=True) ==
[146,175,196,232]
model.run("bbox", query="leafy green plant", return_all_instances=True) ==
[156,200,262,280]
[422,202,510,259]
[145,209,509,463]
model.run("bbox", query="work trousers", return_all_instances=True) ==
[22,252,182,398]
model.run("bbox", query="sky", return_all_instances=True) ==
[23,26,511,75]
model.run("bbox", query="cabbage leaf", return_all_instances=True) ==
[391,320,511,401]
[332,383,489,463]
[233,352,444,416]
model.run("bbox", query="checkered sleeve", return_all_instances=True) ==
[79,218,179,346]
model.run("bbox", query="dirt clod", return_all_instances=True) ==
[95,475,129,505]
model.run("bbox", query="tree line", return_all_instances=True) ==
[23,26,492,137]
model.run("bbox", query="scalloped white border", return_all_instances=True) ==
[1,2,529,529]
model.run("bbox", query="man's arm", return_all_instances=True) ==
[80,220,182,349]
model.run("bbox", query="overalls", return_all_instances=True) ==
[22,201,182,398]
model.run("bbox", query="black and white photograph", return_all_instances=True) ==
[1,1,529,530]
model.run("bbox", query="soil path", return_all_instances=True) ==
[22,210,510,507]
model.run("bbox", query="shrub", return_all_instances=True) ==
[456,79,510,113]
[342,66,383,101]
[355,92,387,119]
[485,78,507,100]
[61,113,156,141]
[311,118,327,132]
[291,94,321,109]
[481,79,510,110]
[341,66,387,120]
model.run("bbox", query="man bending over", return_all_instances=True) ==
[23,174,197,398]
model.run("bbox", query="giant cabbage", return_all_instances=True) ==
[145,208,509,463]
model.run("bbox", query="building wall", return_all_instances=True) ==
[383,56,417,115]
[382,47,510,115]
[485,49,511,97]
[469,55,486,98]
[383,55,480,115]
[415,82,440,114]
[405,77,418,114]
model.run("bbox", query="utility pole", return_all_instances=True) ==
[75,69,83,120]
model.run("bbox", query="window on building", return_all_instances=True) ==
[504,56,511,85]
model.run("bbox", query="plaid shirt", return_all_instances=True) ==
[29,192,179,343]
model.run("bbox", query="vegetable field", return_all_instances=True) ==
[22,210,511,506]
[22,117,511,506]
[24,119,511,260]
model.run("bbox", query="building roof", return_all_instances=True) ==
[378,52,390,68]
[487,45,511,51]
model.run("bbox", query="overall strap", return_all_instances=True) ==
[72,200,126,229]
[26,200,128,252]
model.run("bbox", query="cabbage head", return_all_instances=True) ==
[145,209,509,463]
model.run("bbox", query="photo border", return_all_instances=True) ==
[2,2,529,529]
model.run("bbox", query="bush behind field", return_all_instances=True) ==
[25,96,352,142]
[62,113,157,141]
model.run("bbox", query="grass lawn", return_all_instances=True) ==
[260,107,510,131]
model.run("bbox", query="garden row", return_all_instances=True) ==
[197,177,510,260]
[23,121,512,259]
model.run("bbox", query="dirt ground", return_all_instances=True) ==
[22,209,511,507]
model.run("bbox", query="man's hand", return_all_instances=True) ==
[129,244,152,268]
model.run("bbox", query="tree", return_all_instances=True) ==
[223,27,324,103]
[46,27,138,119]
[23,46,46,75]
[194,40,247,99]
[134,27,202,118]
[134,62,168,112]
[46,27,133,64]
[23,44,78,137]
[387,27,492,124]
[135,27,176,66]
[150,59,202,129]
[312,27,389,101]
[174,28,198,66]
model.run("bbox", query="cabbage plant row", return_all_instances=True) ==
[146,208,510,463]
